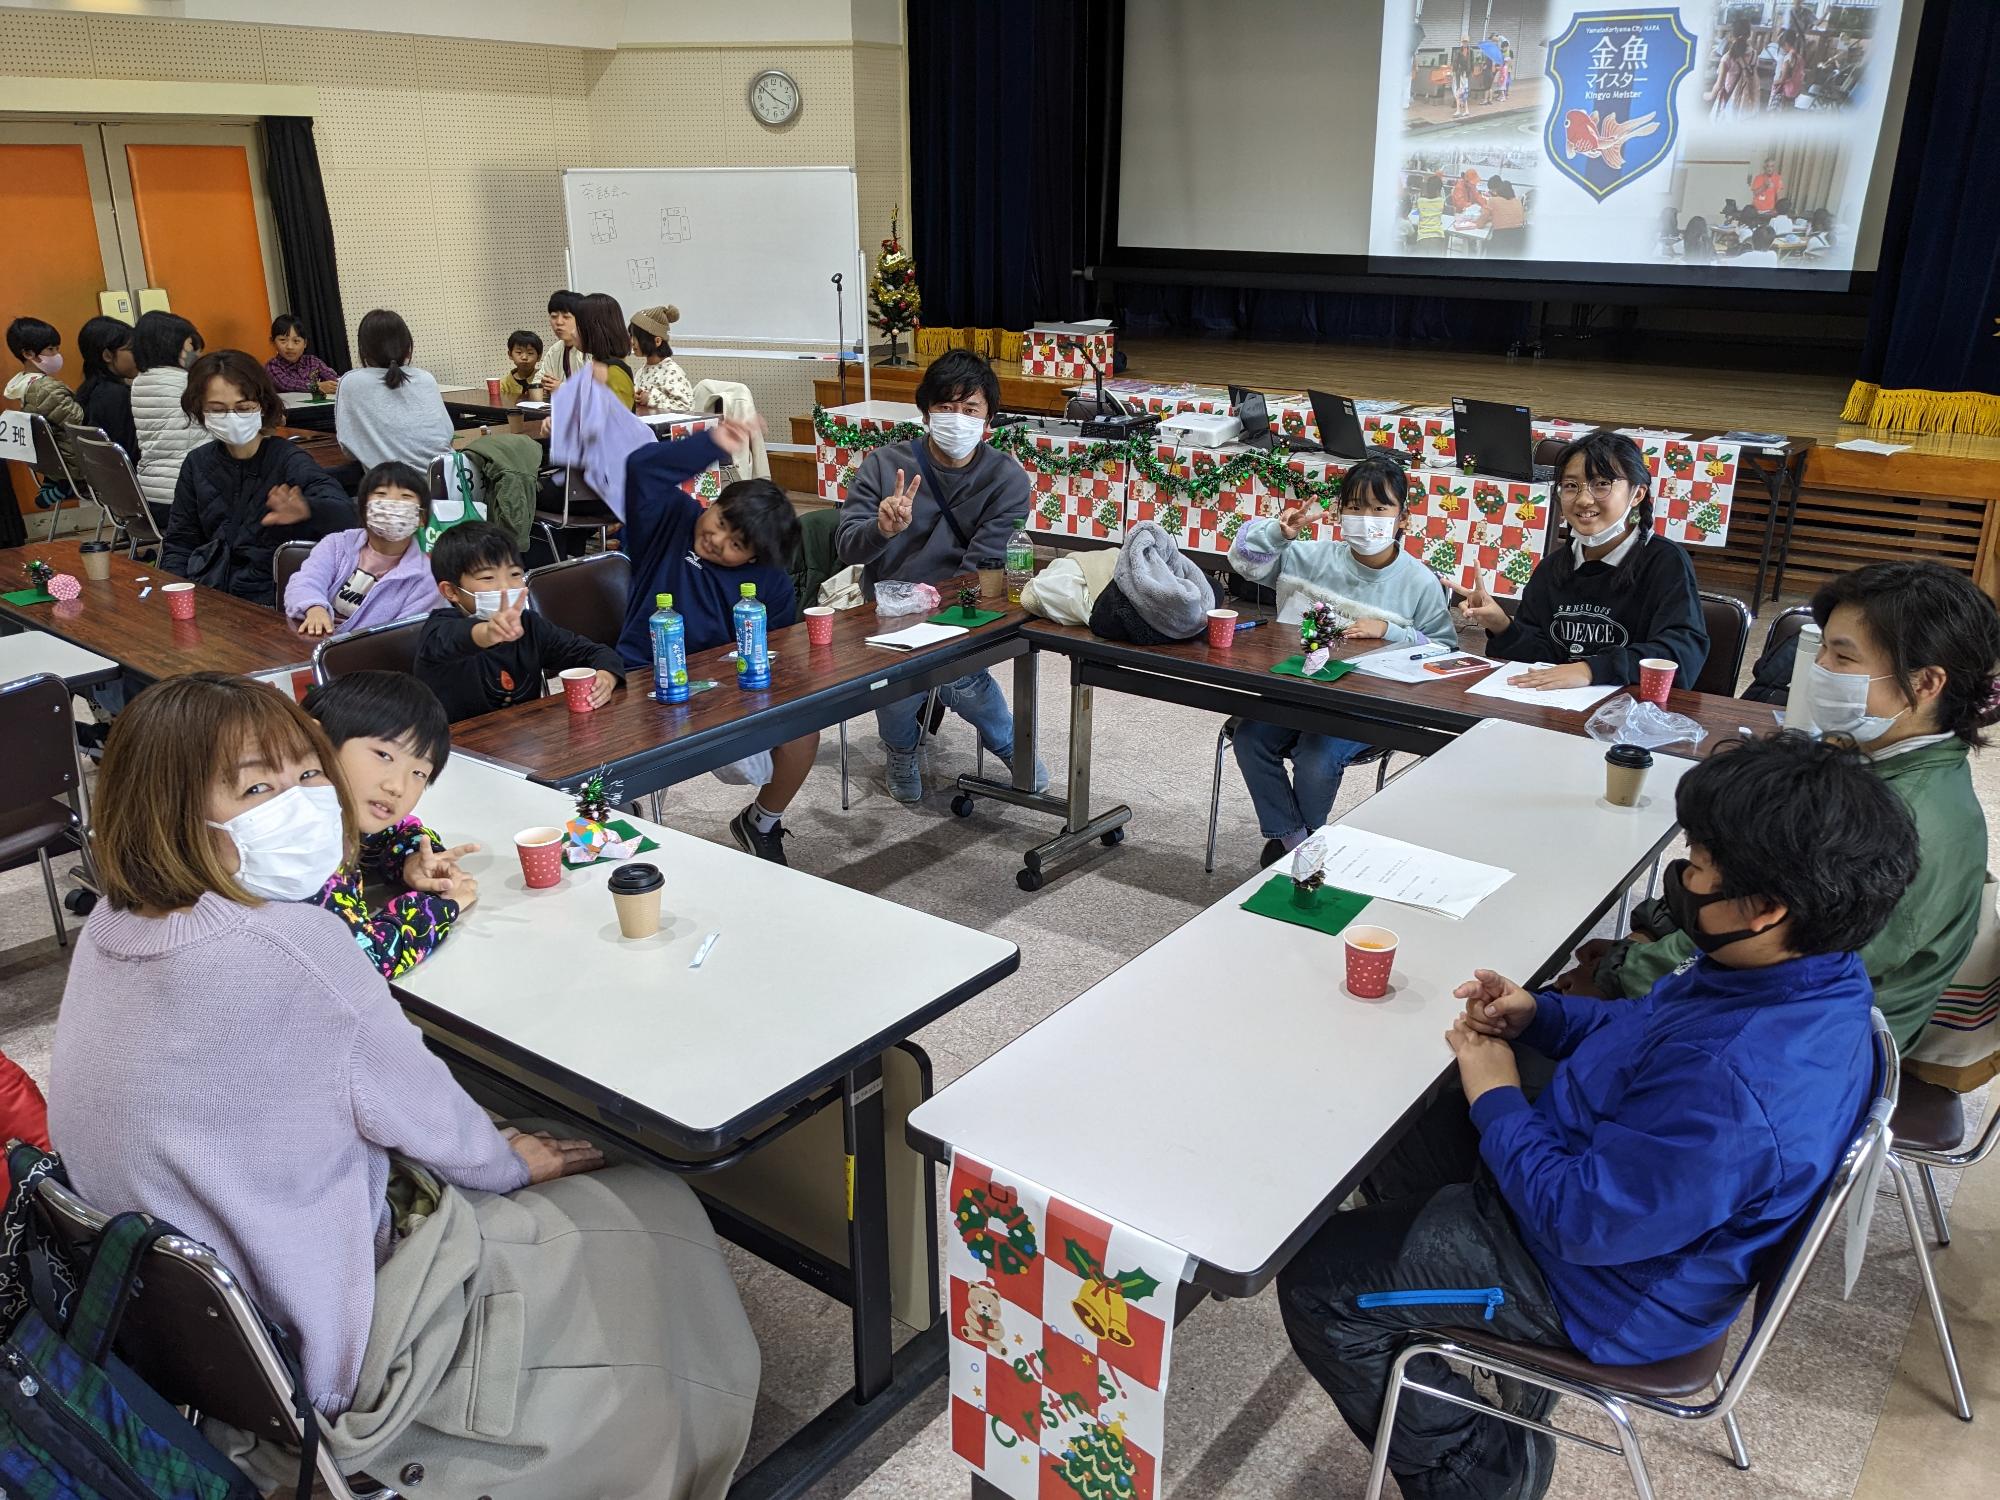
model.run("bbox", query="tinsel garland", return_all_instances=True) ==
[813,405,923,452]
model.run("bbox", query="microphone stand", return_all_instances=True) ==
[832,272,848,405]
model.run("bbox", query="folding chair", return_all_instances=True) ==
[272,540,314,603]
[26,411,90,543]
[1204,719,1395,874]
[33,1172,393,1500]
[533,467,614,561]
[1364,1010,1901,1500]
[71,429,164,559]
[526,551,631,651]
[0,671,95,946]
[311,616,428,685]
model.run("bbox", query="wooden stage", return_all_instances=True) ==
[786,337,2000,603]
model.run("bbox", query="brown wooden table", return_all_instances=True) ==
[988,613,1774,889]
[449,590,1030,800]
[0,539,315,683]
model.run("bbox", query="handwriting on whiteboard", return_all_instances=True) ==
[627,257,658,290]
[578,181,629,202]
[588,210,617,244]
[660,207,692,244]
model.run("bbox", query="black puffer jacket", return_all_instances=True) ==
[160,435,355,605]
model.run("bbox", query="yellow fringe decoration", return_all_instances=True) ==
[1841,380,2000,437]
[911,327,1028,363]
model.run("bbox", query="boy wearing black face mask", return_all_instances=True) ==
[1276,732,1916,1500]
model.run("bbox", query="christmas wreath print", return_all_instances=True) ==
[955,1183,1039,1276]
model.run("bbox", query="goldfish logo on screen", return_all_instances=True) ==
[1544,9,1694,200]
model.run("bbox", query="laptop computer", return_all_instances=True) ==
[1451,397,1554,482]
[1229,386,1319,453]
[1307,390,1419,466]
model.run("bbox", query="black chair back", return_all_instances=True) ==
[71,431,162,549]
[1695,591,1753,696]
[1533,436,1569,469]
[527,551,631,650]
[26,411,77,493]
[272,540,314,602]
[0,672,83,812]
[311,616,427,684]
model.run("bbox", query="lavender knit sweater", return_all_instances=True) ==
[48,894,530,1414]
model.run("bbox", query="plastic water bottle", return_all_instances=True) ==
[1784,619,1821,735]
[734,582,770,690]
[649,592,688,704]
[1005,519,1035,604]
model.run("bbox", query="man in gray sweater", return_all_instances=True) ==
[836,350,1047,802]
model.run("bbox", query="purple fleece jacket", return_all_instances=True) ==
[284,528,441,634]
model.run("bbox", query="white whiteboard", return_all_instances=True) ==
[560,166,864,349]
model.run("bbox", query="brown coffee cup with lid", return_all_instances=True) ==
[608,862,665,939]
[1604,743,1654,807]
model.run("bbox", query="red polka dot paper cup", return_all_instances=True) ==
[805,606,835,646]
[1637,657,1677,706]
[559,667,596,713]
[1344,924,1399,1000]
[514,826,564,889]
[163,582,196,620]
[1206,608,1238,650]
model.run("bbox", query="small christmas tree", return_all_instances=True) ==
[958,585,980,619]
[1048,1420,1138,1500]
[575,771,612,825]
[870,207,921,367]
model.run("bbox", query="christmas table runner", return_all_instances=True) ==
[1023,326,1117,382]
[1401,471,1554,599]
[1633,437,1740,548]
[949,1154,1191,1499]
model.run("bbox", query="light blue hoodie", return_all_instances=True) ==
[1228,517,1456,645]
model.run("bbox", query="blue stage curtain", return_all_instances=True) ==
[906,0,1123,330]
[1845,0,2000,435]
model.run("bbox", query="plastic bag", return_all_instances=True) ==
[1021,555,1091,624]
[1587,693,1708,750]
[875,581,941,617]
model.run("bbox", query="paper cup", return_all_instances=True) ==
[1344,924,1399,999]
[1604,743,1654,808]
[1207,608,1239,650]
[805,606,835,646]
[1637,657,1677,705]
[78,541,113,581]
[486,377,503,402]
[163,581,196,620]
[978,561,1006,598]
[514,826,564,889]
[559,666,596,712]
[608,862,664,939]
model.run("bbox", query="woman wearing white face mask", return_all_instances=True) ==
[1225,457,1458,866]
[1457,430,1709,693]
[285,461,442,637]
[159,349,355,605]
[1579,560,2000,1055]
[48,673,760,1497]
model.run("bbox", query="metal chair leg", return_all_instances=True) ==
[1643,852,1663,902]
[1919,1162,1952,1248]
[1717,1374,1750,1470]
[838,720,851,811]
[1362,1345,1417,1500]
[1375,754,1393,791]
[1204,722,1234,875]
[1886,1155,1973,1420]
[39,849,67,949]
[1602,1397,1658,1500]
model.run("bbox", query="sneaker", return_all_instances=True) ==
[995,753,1052,794]
[1259,838,1288,870]
[729,806,790,865]
[885,747,924,803]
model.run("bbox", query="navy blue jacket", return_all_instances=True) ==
[1470,950,1874,1362]
[616,433,797,668]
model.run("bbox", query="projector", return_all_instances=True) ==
[1159,411,1244,447]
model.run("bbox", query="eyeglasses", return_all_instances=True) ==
[201,402,263,415]
[1555,478,1621,501]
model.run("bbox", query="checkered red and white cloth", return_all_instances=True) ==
[947,1154,1190,1500]
[1022,330,1117,382]
[1635,439,1740,548]
[813,402,923,504]
[1401,472,1555,598]
[657,414,724,502]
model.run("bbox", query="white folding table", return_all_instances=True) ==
[394,754,1020,1500]
[909,717,1694,1298]
[0,629,121,690]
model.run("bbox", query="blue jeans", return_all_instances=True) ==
[1232,719,1370,842]
[876,669,1015,757]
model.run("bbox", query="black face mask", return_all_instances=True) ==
[1661,859,1767,955]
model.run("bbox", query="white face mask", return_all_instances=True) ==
[927,410,985,461]
[1340,514,1399,553]
[34,351,63,376]
[1807,659,1904,743]
[366,498,422,541]
[205,410,263,446]
[466,586,527,620]
[209,784,345,902]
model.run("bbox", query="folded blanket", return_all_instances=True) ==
[1091,522,1217,642]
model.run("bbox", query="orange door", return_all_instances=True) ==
[0,141,113,521]
[122,143,273,356]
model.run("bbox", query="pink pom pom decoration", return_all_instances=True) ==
[46,573,81,602]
